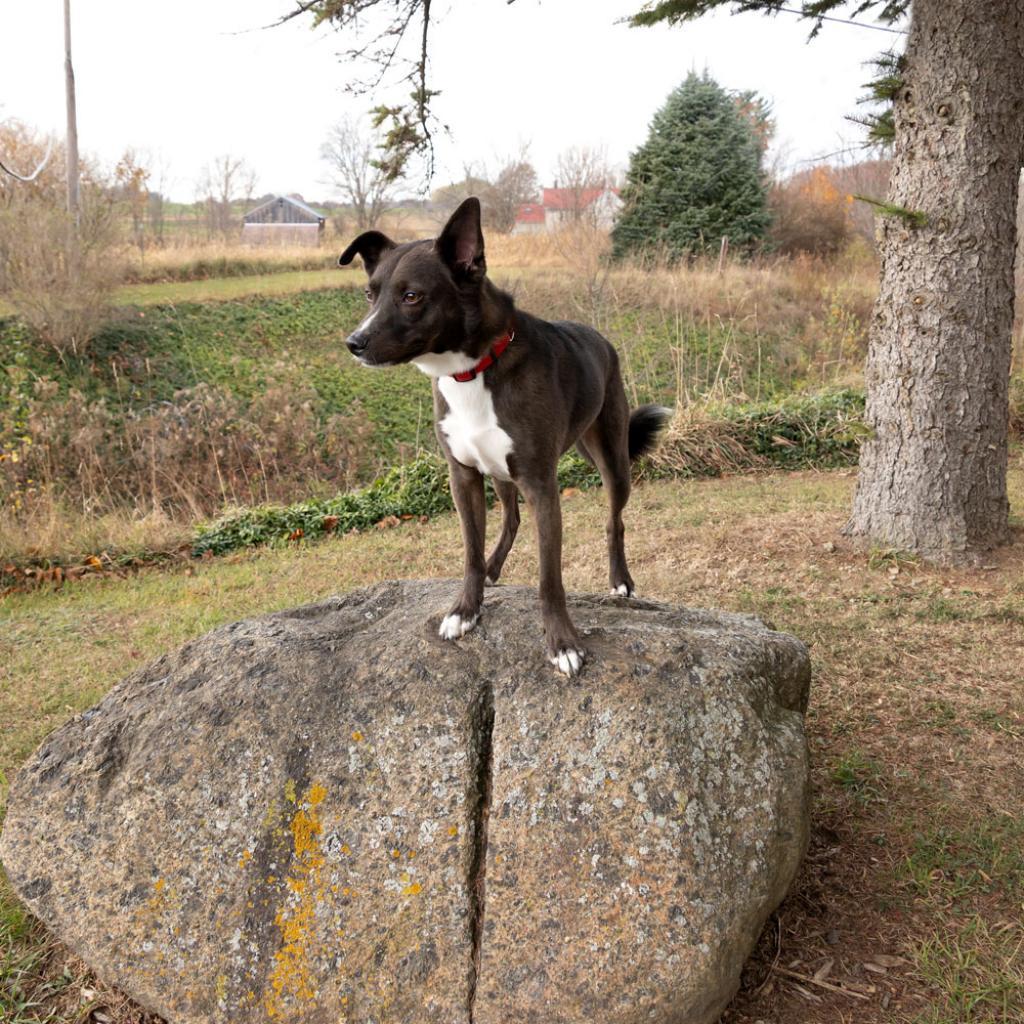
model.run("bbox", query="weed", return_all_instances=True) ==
[909,917,1024,1023]
[901,815,1024,907]
[830,749,885,804]
[867,546,920,572]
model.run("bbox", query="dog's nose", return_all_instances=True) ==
[347,331,369,355]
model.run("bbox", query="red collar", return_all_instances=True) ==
[450,327,515,383]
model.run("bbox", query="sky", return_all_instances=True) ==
[0,1,903,203]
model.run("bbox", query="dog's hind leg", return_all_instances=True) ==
[440,461,487,640]
[581,384,636,598]
[485,478,520,585]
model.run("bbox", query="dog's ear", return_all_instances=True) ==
[437,197,486,283]
[338,231,396,275]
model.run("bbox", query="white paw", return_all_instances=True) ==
[611,583,633,597]
[549,647,585,676]
[485,575,497,587]
[439,612,479,640]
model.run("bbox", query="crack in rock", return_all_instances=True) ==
[466,680,495,1023]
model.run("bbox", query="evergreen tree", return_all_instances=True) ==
[612,72,769,261]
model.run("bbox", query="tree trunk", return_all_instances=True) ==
[845,0,1024,563]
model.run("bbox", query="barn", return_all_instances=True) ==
[242,195,326,247]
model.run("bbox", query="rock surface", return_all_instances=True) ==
[1,580,810,1024]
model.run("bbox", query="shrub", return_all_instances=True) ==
[646,389,868,478]
[768,166,854,257]
[0,377,373,519]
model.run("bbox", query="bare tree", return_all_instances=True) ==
[430,150,537,233]
[197,154,257,239]
[145,151,173,246]
[430,164,491,226]
[320,116,395,230]
[554,145,613,224]
[487,146,539,233]
[0,121,119,355]
[114,148,151,254]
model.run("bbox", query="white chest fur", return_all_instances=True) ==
[436,375,514,480]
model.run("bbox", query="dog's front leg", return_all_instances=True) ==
[521,475,585,676]
[439,460,487,640]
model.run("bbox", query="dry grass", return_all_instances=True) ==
[0,504,190,573]
[2,463,1023,1023]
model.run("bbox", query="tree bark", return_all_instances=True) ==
[845,0,1024,563]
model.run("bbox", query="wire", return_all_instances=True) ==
[777,5,907,34]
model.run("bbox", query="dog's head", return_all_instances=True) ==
[339,196,488,367]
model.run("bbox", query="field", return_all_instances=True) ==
[2,236,1023,1023]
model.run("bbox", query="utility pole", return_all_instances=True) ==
[64,0,79,225]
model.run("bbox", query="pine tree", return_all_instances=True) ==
[612,72,769,261]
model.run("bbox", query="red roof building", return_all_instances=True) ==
[541,187,615,211]
[512,187,622,234]
[515,202,546,225]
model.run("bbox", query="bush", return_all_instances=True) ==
[0,376,373,519]
[768,166,854,257]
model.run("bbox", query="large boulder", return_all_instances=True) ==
[1,580,810,1024]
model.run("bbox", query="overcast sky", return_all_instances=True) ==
[0,1,902,203]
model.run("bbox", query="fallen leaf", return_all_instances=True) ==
[872,954,908,967]
[813,958,834,982]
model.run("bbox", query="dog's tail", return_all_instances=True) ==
[628,404,672,461]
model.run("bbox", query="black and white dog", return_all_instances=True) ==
[340,197,668,675]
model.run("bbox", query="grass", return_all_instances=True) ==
[115,267,359,305]
[3,463,1024,1022]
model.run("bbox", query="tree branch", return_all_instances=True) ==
[0,137,54,183]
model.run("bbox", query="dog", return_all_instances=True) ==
[339,197,668,675]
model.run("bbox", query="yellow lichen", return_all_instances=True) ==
[401,882,422,896]
[351,730,363,742]
[264,781,329,1019]
[448,825,459,837]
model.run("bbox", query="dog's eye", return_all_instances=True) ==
[402,290,423,305]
